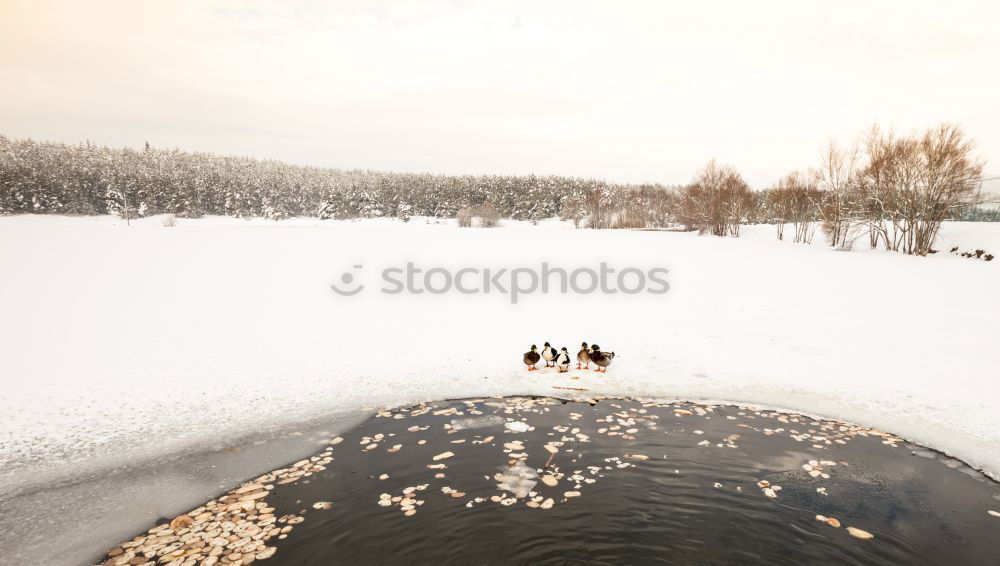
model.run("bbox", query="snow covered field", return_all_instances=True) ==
[1,215,999,564]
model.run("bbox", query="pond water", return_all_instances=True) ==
[98,397,1000,566]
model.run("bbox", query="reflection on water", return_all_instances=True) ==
[98,398,1000,566]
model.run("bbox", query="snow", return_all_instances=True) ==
[1,214,999,565]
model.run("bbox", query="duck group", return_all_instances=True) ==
[523,341,615,373]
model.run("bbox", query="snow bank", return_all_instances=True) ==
[0,215,998,564]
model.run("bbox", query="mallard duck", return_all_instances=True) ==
[555,347,571,373]
[523,345,541,371]
[541,342,556,367]
[590,344,615,372]
[576,342,590,370]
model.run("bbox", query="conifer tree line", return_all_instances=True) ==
[0,123,992,256]
[0,135,646,222]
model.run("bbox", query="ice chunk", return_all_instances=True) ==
[495,462,538,498]
[450,415,507,431]
[505,421,530,433]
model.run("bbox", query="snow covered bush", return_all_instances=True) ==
[161,214,177,227]
[456,207,473,227]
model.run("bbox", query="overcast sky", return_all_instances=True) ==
[1,0,997,186]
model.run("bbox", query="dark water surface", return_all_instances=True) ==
[100,397,1000,566]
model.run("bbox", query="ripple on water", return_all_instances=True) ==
[97,397,1000,566]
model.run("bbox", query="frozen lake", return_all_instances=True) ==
[2,215,999,564]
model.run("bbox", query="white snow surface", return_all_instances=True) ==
[1,215,999,562]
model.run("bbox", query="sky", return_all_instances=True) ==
[1,0,998,186]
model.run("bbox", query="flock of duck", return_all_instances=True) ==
[523,342,615,373]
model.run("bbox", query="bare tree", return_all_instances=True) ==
[909,124,984,254]
[557,184,678,229]
[816,139,860,248]
[584,189,605,229]
[677,160,752,236]
[766,185,791,240]
[857,125,899,250]
[768,171,821,243]
[857,124,983,255]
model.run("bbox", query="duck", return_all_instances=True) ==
[555,347,571,373]
[590,344,615,372]
[577,342,590,370]
[541,342,556,368]
[523,345,541,371]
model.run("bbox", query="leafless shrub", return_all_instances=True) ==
[456,207,473,227]
[606,184,676,229]
[559,185,678,229]
[476,202,499,227]
[161,214,177,227]
[816,139,861,248]
[766,186,790,240]
[584,189,605,229]
[677,160,752,236]
[768,171,822,243]
[857,124,983,255]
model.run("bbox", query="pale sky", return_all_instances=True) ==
[1,0,998,186]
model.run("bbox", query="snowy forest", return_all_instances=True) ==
[0,135,648,223]
[0,124,995,256]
